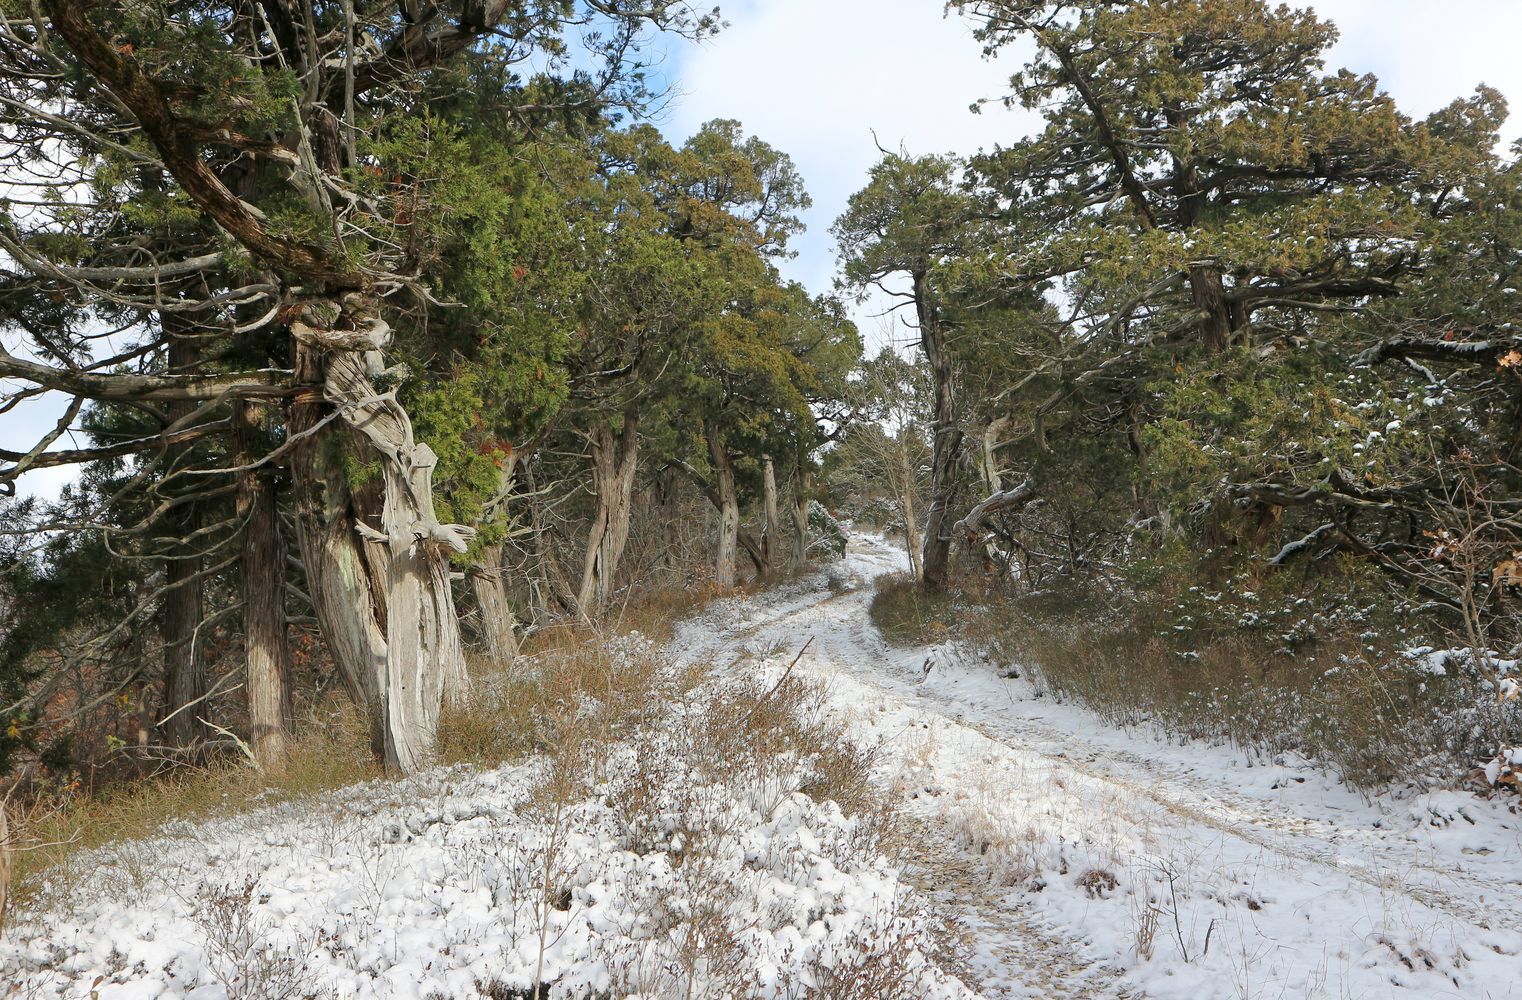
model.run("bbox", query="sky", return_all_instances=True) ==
[656,0,1522,350]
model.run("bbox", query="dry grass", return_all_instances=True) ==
[448,596,920,997]
[6,576,969,996]
[441,629,700,771]
[8,581,724,917]
[7,698,378,910]
[867,573,959,647]
[516,652,914,997]
[962,585,1519,790]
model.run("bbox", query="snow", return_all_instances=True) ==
[4,651,974,999]
[11,533,1522,999]
[675,535,1522,999]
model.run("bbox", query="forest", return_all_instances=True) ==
[1,2,1521,998]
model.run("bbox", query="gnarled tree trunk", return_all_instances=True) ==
[290,343,389,760]
[233,400,293,768]
[578,405,639,613]
[289,299,476,775]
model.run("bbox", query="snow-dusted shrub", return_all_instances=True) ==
[868,573,958,647]
[963,583,1522,791]
[808,500,848,560]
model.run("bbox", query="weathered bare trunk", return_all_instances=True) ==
[967,415,1014,574]
[234,400,294,768]
[708,423,740,589]
[289,299,475,775]
[326,348,473,773]
[577,406,639,614]
[915,272,964,593]
[761,456,780,577]
[976,416,1011,497]
[290,343,389,759]
[789,466,810,571]
[470,545,518,665]
[159,322,207,748]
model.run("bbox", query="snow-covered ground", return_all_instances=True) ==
[10,533,1522,999]
[676,534,1522,999]
[3,634,974,999]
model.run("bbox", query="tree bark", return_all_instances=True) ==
[1188,263,1252,352]
[707,422,740,589]
[290,343,389,760]
[159,320,207,749]
[287,298,476,775]
[470,545,518,665]
[789,466,811,572]
[577,405,639,613]
[469,457,520,665]
[761,455,780,578]
[915,271,964,592]
[323,343,474,774]
[233,400,294,768]
[976,416,1011,497]
[159,533,206,748]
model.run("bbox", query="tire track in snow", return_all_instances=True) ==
[674,535,1522,999]
[680,558,1138,997]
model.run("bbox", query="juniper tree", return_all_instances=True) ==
[834,152,984,591]
[0,1,716,773]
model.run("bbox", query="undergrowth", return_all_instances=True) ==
[989,587,1521,789]
[5,577,963,997]
[7,698,378,910]
[868,569,1521,791]
[7,584,714,909]
[868,574,958,647]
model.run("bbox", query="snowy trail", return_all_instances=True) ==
[674,534,1522,1000]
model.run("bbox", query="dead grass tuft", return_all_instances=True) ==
[7,698,378,910]
[439,630,685,771]
[868,573,959,647]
